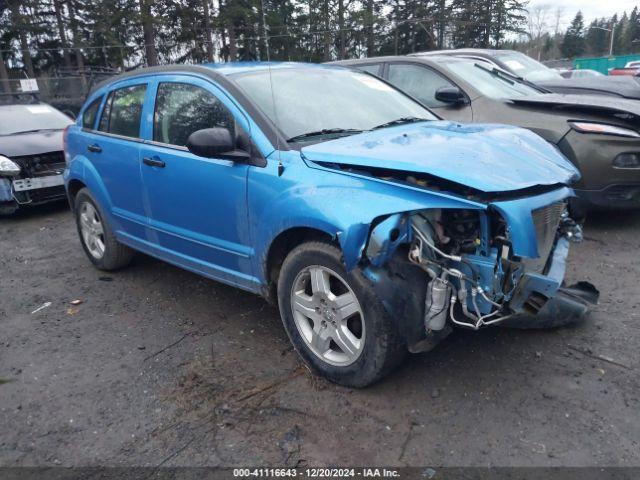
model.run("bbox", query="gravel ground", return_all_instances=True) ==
[1,202,639,467]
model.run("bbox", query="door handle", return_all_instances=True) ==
[143,156,166,168]
[87,144,102,153]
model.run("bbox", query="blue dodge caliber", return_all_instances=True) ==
[64,63,597,386]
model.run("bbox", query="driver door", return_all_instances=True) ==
[138,75,253,285]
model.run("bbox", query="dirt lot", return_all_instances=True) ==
[1,202,639,467]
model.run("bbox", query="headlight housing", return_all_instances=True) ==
[569,121,640,138]
[0,155,21,177]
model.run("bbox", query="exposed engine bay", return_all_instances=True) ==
[364,201,598,351]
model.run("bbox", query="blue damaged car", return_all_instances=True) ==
[64,63,597,387]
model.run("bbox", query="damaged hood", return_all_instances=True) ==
[301,121,579,193]
[0,130,64,158]
[509,93,640,121]
[537,76,640,100]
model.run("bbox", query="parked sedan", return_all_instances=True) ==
[0,101,73,214]
[65,63,593,386]
[561,69,604,79]
[609,67,640,76]
[335,55,640,216]
[417,49,640,101]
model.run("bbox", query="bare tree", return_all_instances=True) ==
[527,4,550,60]
[65,0,86,89]
[0,52,11,94]
[53,0,73,69]
[9,1,36,77]
[139,0,159,66]
[553,6,564,37]
[337,0,346,59]
[202,0,215,61]
[365,0,374,56]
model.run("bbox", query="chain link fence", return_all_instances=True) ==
[1,70,117,116]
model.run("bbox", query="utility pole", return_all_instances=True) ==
[609,24,615,56]
[589,24,615,56]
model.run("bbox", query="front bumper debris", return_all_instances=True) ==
[507,237,599,326]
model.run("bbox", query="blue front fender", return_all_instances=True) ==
[249,153,486,281]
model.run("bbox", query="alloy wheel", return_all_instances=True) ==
[79,202,105,259]
[290,265,365,366]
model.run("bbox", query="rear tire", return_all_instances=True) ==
[74,188,134,271]
[277,241,406,387]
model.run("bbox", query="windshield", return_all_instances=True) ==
[232,66,437,142]
[492,51,563,82]
[446,61,542,99]
[0,104,72,135]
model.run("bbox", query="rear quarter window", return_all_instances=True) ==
[82,97,102,129]
[356,64,382,77]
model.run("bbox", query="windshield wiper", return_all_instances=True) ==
[371,117,431,130]
[474,63,548,92]
[474,63,518,85]
[286,128,363,142]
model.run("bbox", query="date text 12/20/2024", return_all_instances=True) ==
[233,468,403,478]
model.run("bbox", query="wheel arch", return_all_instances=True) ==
[264,226,337,303]
[66,178,87,209]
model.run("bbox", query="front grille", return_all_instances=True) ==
[12,151,65,177]
[526,201,566,273]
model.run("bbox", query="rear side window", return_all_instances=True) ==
[153,82,235,147]
[98,84,146,138]
[387,63,456,108]
[82,97,102,129]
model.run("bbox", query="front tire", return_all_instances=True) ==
[74,188,134,271]
[277,241,406,387]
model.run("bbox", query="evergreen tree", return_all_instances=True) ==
[585,18,609,57]
[561,10,585,58]
[623,7,640,53]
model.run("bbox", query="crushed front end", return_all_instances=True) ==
[0,151,67,214]
[363,186,598,352]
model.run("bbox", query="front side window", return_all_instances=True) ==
[82,97,102,129]
[98,84,146,138]
[153,82,235,147]
[387,63,456,108]
[233,67,436,142]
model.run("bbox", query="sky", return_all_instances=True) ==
[528,0,639,28]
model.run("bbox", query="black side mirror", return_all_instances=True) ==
[186,128,249,161]
[435,86,466,105]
